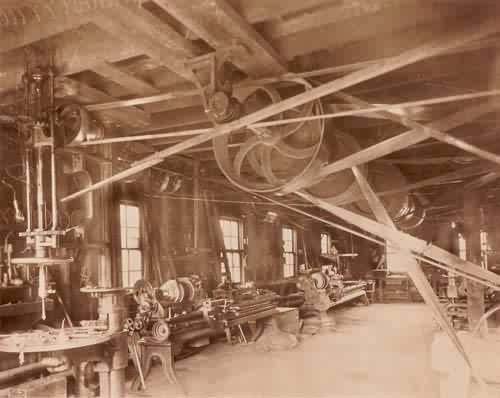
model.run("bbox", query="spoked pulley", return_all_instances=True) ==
[213,79,325,193]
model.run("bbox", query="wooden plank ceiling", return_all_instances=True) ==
[1,0,500,219]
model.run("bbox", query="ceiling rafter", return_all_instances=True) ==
[261,0,414,40]
[152,0,287,77]
[332,163,493,206]
[296,190,500,287]
[92,2,202,82]
[91,62,160,96]
[60,13,500,203]
[227,0,333,24]
[58,77,150,127]
[0,2,98,55]
[282,100,500,193]
[350,166,479,382]
[274,2,468,60]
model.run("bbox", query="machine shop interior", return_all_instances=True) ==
[1,1,500,397]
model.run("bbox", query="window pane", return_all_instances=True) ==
[129,271,142,286]
[232,267,241,283]
[231,253,240,268]
[126,227,140,248]
[120,204,127,225]
[232,237,240,250]
[127,206,140,228]
[121,228,127,247]
[121,250,129,270]
[284,240,292,252]
[231,221,238,236]
[129,250,142,270]
[121,272,129,288]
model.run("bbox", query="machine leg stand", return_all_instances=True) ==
[132,341,178,391]
[319,310,336,333]
[109,369,126,398]
[95,363,111,398]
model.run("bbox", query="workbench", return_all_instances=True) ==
[223,308,278,343]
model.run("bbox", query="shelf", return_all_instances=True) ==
[0,299,54,318]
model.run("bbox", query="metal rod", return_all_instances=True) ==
[24,149,32,235]
[35,146,45,258]
[252,192,500,290]
[296,190,500,289]
[79,89,500,147]
[49,68,57,232]
[78,128,209,146]
[61,16,500,203]
[247,89,500,129]
[351,166,483,386]
[0,361,48,383]
[84,35,500,112]
[282,100,500,194]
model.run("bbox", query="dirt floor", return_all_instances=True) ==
[129,303,441,398]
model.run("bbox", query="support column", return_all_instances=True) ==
[193,159,200,250]
[463,191,485,332]
[245,210,259,282]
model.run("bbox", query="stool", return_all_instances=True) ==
[131,339,178,391]
[365,280,375,303]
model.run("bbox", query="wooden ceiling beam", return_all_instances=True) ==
[376,156,476,166]
[93,2,202,82]
[333,164,492,206]
[58,77,150,128]
[0,24,143,97]
[338,92,500,165]
[282,100,500,193]
[261,0,413,40]
[227,0,333,24]
[0,2,97,54]
[152,0,287,77]
[295,25,499,77]
[297,190,500,288]
[61,14,500,202]
[350,167,478,379]
[91,62,160,96]
[274,3,466,60]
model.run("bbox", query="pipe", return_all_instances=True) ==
[35,146,45,257]
[49,68,57,232]
[173,327,217,344]
[24,149,32,235]
[0,361,49,384]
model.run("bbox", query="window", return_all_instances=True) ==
[120,203,143,287]
[282,226,297,278]
[219,218,244,283]
[458,233,467,260]
[320,232,331,255]
[480,230,489,269]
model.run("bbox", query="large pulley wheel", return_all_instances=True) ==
[213,79,325,193]
[151,320,170,342]
[178,277,196,302]
[159,279,185,303]
[133,279,155,305]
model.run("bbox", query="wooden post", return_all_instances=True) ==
[245,210,259,282]
[463,191,485,333]
[193,160,200,250]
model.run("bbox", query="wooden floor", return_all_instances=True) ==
[129,304,441,398]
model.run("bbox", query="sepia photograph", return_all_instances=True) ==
[0,0,499,397]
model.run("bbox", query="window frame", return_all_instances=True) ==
[320,232,331,255]
[219,217,244,283]
[119,202,143,288]
[282,226,297,278]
